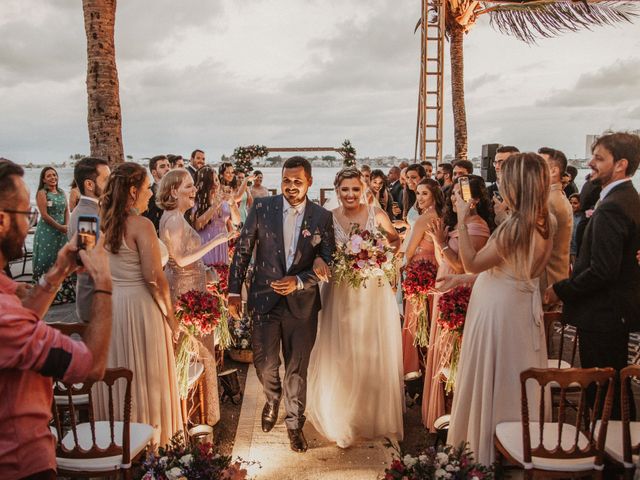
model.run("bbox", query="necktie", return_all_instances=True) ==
[283,207,298,269]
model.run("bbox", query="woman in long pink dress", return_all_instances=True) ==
[400,179,444,376]
[421,175,494,431]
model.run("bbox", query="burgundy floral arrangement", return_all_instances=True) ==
[402,259,438,347]
[437,285,472,392]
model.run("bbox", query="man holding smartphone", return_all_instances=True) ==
[68,157,110,323]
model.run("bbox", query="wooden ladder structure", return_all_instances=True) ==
[415,0,446,166]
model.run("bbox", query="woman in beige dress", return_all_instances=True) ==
[447,153,555,464]
[97,162,181,445]
[158,169,238,426]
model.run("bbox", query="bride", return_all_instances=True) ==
[306,167,404,448]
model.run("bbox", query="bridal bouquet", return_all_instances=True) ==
[138,432,250,480]
[333,225,396,289]
[402,259,438,347]
[437,286,472,393]
[385,442,495,480]
[175,289,229,398]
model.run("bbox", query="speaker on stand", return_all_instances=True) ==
[481,143,500,184]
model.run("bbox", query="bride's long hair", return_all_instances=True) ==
[494,152,551,277]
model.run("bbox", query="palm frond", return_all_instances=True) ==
[487,1,638,44]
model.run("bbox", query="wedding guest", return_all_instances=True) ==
[168,154,185,169]
[564,165,579,197]
[452,159,473,179]
[250,170,270,199]
[33,166,75,304]
[403,164,426,225]
[538,147,573,294]
[436,163,453,196]
[360,164,372,185]
[399,160,410,170]
[97,162,182,445]
[420,161,433,179]
[449,153,554,464]
[0,159,113,480]
[569,193,584,265]
[489,146,520,226]
[192,166,241,266]
[186,149,205,180]
[68,180,81,212]
[422,175,492,432]
[370,169,394,218]
[219,162,254,224]
[159,168,238,426]
[144,154,171,233]
[400,179,444,376]
[546,132,640,420]
[235,169,254,223]
[388,166,403,219]
[575,172,602,255]
[67,157,110,322]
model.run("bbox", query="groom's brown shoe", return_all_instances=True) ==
[261,401,279,433]
[287,428,308,453]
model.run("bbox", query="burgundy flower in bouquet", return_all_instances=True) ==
[207,264,230,297]
[437,285,472,392]
[402,259,438,347]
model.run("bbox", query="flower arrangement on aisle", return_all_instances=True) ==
[206,264,233,350]
[175,289,229,399]
[384,442,495,480]
[232,145,269,173]
[437,286,472,393]
[339,139,357,167]
[208,264,230,297]
[137,432,251,480]
[333,224,396,289]
[402,259,438,347]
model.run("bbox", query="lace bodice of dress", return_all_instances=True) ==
[333,205,378,243]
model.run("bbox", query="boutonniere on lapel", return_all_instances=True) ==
[301,219,311,238]
[311,228,322,247]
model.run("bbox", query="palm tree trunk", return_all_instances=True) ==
[82,0,124,165]
[449,24,468,160]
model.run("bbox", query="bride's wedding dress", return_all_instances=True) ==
[307,206,404,447]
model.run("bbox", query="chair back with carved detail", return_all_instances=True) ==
[520,367,615,468]
[51,368,133,466]
[621,365,640,468]
[543,311,578,369]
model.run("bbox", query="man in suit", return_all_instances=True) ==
[546,132,640,419]
[229,157,335,453]
[488,145,520,225]
[538,147,573,294]
[388,166,403,219]
[67,157,110,322]
[143,155,170,233]
[186,149,205,180]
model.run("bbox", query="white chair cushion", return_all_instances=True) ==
[56,421,154,472]
[598,420,640,467]
[188,361,205,388]
[496,422,597,472]
[547,359,571,370]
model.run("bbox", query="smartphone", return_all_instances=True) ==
[77,215,99,252]
[459,176,472,202]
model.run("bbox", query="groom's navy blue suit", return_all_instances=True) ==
[229,194,335,429]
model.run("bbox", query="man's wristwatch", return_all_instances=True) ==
[38,274,61,293]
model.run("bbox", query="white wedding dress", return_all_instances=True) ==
[306,206,404,447]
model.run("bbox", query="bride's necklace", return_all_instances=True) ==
[340,205,367,229]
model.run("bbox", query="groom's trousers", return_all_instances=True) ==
[252,297,319,430]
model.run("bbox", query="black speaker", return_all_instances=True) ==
[481,143,500,183]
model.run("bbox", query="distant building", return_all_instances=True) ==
[585,134,598,159]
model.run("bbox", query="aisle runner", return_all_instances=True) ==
[232,364,394,480]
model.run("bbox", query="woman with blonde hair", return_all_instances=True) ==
[447,153,555,464]
[96,162,182,445]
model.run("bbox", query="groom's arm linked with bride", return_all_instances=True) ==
[227,157,336,453]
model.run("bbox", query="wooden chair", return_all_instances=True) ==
[543,311,578,370]
[602,365,640,479]
[495,367,615,479]
[51,368,154,479]
[180,361,206,434]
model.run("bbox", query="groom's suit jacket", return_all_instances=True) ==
[229,194,336,319]
[554,180,640,332]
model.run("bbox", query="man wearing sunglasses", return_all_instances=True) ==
[0,159,113,480]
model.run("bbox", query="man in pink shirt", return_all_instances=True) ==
[0,159,113,480]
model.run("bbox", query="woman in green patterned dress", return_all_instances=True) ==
[33,166,75,303]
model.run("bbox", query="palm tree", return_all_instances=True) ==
[82,0,124,165]
[426,0,637,160]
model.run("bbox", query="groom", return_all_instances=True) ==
[229,157,335,452]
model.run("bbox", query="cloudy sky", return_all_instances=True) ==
[1,0,639,164]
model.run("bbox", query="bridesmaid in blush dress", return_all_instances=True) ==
[158,169,238,426]
[447,154,554,465]
[421,176,492,432]
[400,179,444,376]
[191,166,240,266]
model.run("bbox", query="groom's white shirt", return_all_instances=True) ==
[283,197,306,270]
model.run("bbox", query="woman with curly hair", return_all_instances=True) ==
[96,162,182,445]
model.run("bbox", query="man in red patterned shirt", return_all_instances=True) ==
[0,159,113,480]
